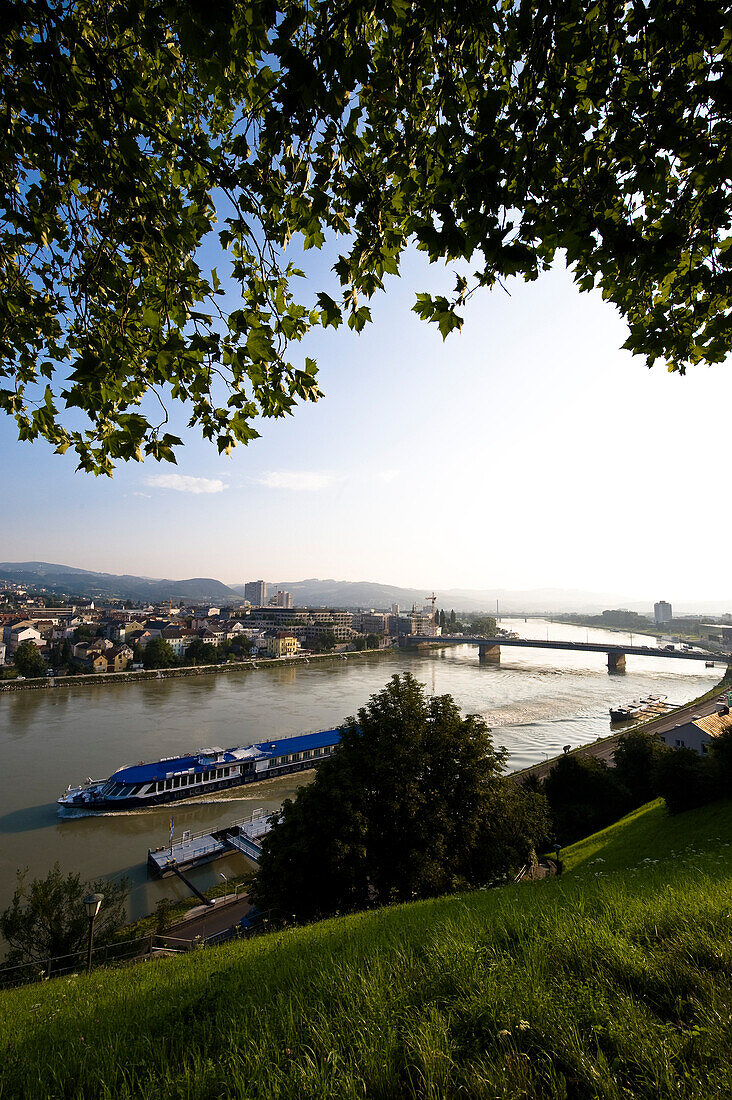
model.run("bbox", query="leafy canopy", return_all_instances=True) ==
[252,672,550,921]
[0,863,128,970]
[12,638,47,678]
[3,1,732,472]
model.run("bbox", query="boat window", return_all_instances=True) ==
[224,767,230,777]
[165,778,173,790]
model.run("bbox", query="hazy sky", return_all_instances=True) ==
[3,245,731,606]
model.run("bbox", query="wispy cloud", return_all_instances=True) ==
[144,474,227,495]
[130,491,152,499]
[377,469,400,484]
[255,471,340,492]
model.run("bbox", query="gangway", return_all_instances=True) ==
[167,863,215,906]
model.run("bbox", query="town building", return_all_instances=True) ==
[658,710,732,754]
[263,631,299,658]
[244,580,267,606]
[699,623,732,647]
[353,611,390,635]
[269,590,293,609]
[7,622,43,653]
[654,600,673,625]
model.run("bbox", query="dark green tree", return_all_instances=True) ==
[13,640,47,678]
[49,638,72,669]
[470,616,498,637]
[709,728,732,796]
[141,637,178,670]
[182,637,219,665]
[613,729,670,807]
[252,673,550,921]
[439,609,446,631]
[543,753,630,844]
[310,630,337,653]
[3,1,732,473]
[0,864,128,972]
[653,747,715,815]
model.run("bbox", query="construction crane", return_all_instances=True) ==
[425,592,437,613]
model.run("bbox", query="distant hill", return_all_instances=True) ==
[0,562,239,604]
[250,579,640,614]
[3,562,728,615]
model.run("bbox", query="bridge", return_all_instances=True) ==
[406,635,730,673]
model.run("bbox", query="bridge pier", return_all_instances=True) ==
[479,643,501,665]
[607,651,626,673]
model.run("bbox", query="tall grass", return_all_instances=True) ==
[1,800,730,1098]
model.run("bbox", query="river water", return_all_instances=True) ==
[0,618,721,923]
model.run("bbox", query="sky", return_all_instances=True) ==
[3,244,731,608]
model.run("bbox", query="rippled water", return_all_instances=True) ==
[0,618,720,921]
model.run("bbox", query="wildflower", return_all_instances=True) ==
[498,1030,511,1040]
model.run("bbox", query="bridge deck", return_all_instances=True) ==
[410,636,729,662]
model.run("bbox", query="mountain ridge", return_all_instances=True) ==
[2,562,727,614]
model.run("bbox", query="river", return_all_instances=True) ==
[0,618,721,923]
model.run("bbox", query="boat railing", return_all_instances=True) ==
[151,808,273,853]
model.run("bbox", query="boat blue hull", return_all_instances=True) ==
[59,758,321,811]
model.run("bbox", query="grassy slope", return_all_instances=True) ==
[1,801,730,1100]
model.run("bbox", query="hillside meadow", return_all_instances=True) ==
[0,799,730,1098]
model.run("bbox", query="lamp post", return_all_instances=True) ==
[83,893,103,974]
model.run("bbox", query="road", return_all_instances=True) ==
[164,893,254,944]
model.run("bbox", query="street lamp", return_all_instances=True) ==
[83,893,103,974]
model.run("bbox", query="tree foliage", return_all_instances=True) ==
[469,616,498,637]
[310,629,337,652]
[252,673,550,921]
[0,863,128,970]
[3,1,732,472]
[182,637,219,665]
[542,752,631,844]
[613,728,670,806]
[141,636,178,669]
[13,639,46,678]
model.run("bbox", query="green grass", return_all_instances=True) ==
[1,800,730,1099]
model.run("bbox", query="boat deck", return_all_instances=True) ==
[147,810,272,876]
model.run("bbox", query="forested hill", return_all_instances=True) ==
[0,562,238,604]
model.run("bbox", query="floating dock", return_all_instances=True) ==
[147,809,272,877]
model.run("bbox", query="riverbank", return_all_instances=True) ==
[513,664,732,784]
[0,645,394,694]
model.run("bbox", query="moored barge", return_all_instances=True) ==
[609,695,667,725]
[58,728,340,812]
